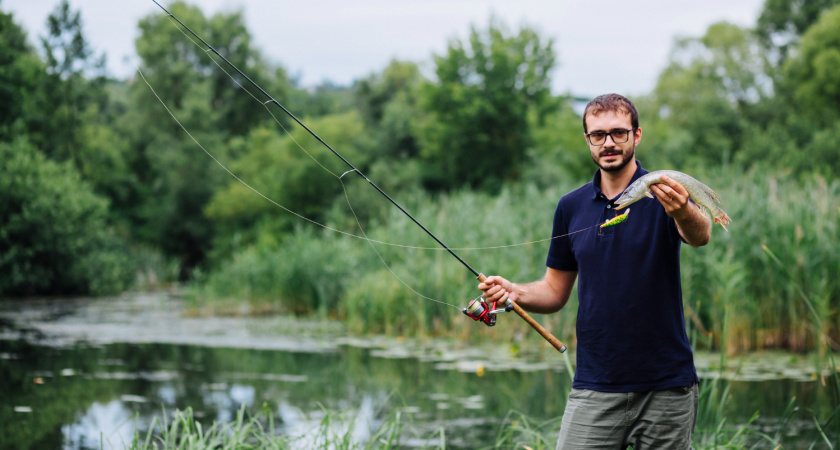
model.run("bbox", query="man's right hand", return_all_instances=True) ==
[478,275,516,304]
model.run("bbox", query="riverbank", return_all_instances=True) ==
[2,292,838,448]
[2,291,836,383]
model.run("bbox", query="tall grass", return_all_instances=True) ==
[126,395,833,449]
[128,404,289,449]
[127,403,418,449]
[195,169,839,355]
[172,170,840,447]
[681,169,840,354]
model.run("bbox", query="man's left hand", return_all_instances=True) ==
[650,174,691,220]
[651,174,712,247]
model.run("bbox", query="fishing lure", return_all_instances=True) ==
[600,209,630,228]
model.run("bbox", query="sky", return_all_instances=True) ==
[6,0,766,97]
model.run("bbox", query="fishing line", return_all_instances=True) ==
[136,67,461,310]
[149,4,599,252]
[143,2,605,314]
[149,0,496,284]
[142,62,589,257]
[337,175,463,310]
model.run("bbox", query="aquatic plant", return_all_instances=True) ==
[197,170,840,358]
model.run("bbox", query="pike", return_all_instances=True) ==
[150,0,567,352]
[614,170,731,230]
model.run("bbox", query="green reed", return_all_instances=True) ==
[176,167,840,446]
[195,169,839,355]
[129,404,288,449]
[680,169,840,353]
[125,397,831,449]
[127,403,420,450]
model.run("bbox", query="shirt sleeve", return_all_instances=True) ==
[546,199,578,271]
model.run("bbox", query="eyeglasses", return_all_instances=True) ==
[586,128,634,146]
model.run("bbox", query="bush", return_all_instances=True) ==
[0,138,134,296]
[198,167,840,354]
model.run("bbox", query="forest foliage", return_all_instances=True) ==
[2,0,840,351]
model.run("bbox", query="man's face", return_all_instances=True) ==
[584,111,641,173]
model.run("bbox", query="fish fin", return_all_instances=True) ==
[714,211,731,231]
[708,189,721,204]
[644,188,654,199]
[701,184,721,204]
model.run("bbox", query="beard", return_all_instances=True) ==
[592,145,635,172]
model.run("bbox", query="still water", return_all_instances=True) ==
[1,293,837,448]
[2,341,573,448]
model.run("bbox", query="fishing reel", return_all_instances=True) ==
[462,296,514,327]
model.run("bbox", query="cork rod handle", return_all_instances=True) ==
[477,274,567,353]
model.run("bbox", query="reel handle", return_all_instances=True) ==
[478,274,567,353]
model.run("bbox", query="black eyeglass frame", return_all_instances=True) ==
[585,128,636,146]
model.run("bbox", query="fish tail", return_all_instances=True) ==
[714,210,731,231]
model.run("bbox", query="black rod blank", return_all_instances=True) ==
[150,0,481,278]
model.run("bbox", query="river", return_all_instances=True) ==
[0,292,837,448]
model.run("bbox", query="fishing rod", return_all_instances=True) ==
[150,0,567,353]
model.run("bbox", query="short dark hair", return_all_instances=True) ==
[582,93,639,133]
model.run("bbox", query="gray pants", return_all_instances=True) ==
[556,385,698,450]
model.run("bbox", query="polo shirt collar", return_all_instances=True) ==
[591,160,647,201]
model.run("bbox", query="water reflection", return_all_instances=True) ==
[0,340,574,449]
[62,401,134,449]
[1,303,837,449]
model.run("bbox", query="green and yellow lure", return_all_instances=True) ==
[600,209,630,228]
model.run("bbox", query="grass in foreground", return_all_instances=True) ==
[125,396,836,450]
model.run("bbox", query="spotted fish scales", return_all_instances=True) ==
[613,170,731,230]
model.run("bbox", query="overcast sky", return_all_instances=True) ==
[7,0,765,97]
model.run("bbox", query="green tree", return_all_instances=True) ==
[782,4,840,122]
[643,22,770,168]
[134,1,286,138]
[525,100,591,185]
[288,80,355,119]
[36,0,108,163]
[205,112,373,260]
[756,0,839,63]
[345,59,427,213]
[0,6,46,143]
[126,1,295,274]
[34,0,137,217]
[417,18,557,193]
[773,4,840,174]
[41,0,105,78]
[354,60,424,159]
[0,139,133,296]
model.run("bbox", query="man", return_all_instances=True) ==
[479,93,712,449]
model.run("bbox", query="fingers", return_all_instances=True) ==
[659,175,689,198]
[651,180,690,217]
[478,275,511,303]
[484,285,508,303]
[651,184,677,208]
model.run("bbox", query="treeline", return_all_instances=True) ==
[2,1,839,351]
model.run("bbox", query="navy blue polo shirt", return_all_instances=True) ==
[546,161,698,392]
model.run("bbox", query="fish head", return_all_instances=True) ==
[613,183,644,210]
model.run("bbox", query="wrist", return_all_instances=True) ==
[508,283,519,301]
[672,202,697,222]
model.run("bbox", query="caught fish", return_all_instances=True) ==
[613,170,731,230]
